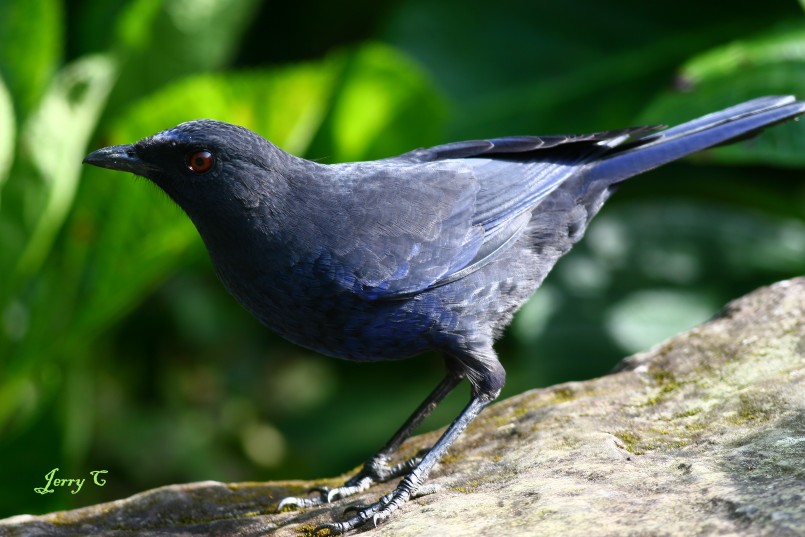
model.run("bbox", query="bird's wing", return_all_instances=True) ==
[307,161,484,300]
[313,128,656,300]
[397,128,659,233]
[393,128,657,162]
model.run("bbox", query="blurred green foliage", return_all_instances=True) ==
[1,0,805,518]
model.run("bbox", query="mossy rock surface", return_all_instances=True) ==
[2,278,804,536]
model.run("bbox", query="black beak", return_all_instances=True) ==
[83,144,157,175]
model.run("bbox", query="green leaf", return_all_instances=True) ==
[109,65,338,154]
[116,0,258,65]
[317,43,447,162]
[12,55,117,281]
[0,0,62,121]
[638,23,805,167]
[0,76,15,197]
[106,0,261,117]
[383,0,798,138]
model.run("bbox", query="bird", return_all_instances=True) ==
[84,95,804,534]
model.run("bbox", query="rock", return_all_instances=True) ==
[2,278,803,537]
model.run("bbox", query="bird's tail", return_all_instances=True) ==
[585,95,805,185]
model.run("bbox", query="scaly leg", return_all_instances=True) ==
[278,372,464,509]
[315,395,491,534]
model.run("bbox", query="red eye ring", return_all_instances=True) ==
[187,150,214,173]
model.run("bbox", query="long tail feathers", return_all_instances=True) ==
[587,95,805,185]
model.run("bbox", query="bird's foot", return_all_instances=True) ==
[277,449,429,510]
[312,471,438,535]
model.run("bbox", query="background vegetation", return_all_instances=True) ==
[2,0,805,518]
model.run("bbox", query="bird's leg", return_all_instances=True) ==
[278,372,463,509]
[315,394,491,535]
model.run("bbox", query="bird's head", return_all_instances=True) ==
[83,120,294,219]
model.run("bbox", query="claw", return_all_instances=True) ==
[326,488,341,503]
[341,503,369,516]
[277,487,330,511]
[371,513,382,528]
[277,496,301,511]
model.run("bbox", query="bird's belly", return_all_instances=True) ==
[227,278,438,362]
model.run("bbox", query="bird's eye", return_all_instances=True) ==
[187,150,214,173]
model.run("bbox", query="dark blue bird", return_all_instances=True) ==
[83,95,805,533]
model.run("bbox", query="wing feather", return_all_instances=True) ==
[309,129,653,299]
